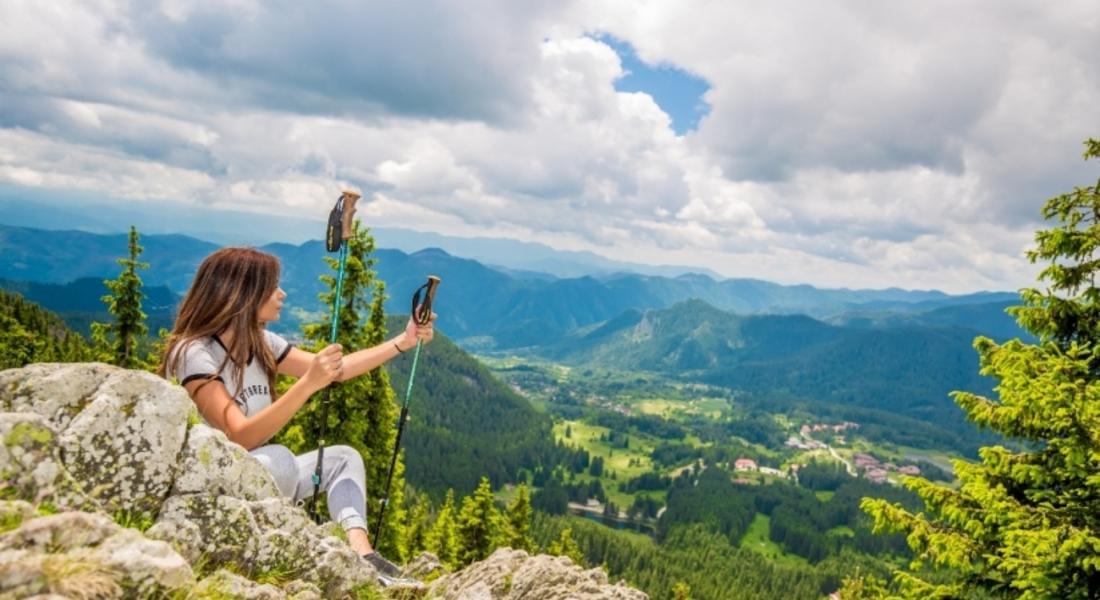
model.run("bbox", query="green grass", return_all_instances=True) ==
[555,419,668,508]
[564,514,657,547]
[739,513,809,567]
[631,396,728,420]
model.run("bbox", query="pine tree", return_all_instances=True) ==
[457,476,502,565]
[404,491,432,559]
[426,489,460,569]
[862,139,1100,599]
[547,527,584,565]
[502,484,534,552]
[274,221,406,559]
[94,226,149,368]
[376,450,408,562]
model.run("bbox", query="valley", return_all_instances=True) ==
[484,355,947,571]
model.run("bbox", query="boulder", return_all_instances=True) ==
[0,511,192,597]
[148,494,372,598]
[428,548,648,600]
[406,551,446,581]
[0,363,192,514]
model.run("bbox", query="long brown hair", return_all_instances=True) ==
[159,247,281,399]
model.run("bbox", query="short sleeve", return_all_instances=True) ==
[172,341,224,386]
[264,330,293,364]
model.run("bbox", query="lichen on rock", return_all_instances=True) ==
[0,511,193,597]
[428,548,648,600]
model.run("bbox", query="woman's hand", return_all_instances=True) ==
[397,312,436,351]
[303,343,343,390]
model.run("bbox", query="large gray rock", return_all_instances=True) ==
[171,423,281,500]
[428,548,648,600]
[148,494,373,598]
[0,511,192,597]
[0,363,192,514]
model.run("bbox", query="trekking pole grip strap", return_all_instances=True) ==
[412,275,441,325]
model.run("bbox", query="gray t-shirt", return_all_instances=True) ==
[171,330,293,417]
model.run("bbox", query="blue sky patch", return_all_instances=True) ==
[596,33,711,134]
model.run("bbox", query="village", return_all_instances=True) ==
[725,420,923,485]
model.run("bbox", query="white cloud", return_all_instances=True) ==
[0,0,1096,293]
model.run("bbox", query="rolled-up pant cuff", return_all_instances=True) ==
[338,509,368,533]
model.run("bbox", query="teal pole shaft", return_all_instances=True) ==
[308,242,350,516]
[372,337,423,547]
[404,339,423,403]
[328,244,349,343]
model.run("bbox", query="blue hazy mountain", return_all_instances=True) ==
[0,192,715,278]
[0,224,1022,348]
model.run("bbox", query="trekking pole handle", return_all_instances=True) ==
[339,190,360,240]
[413,275,441,325]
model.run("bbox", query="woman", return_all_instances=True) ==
[158,246,432,584]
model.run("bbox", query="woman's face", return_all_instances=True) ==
[258,286,286,323]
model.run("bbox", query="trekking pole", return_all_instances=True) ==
[373,275,440,547]
[307,190,359,521]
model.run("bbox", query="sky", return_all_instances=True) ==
[0,1,1097,293]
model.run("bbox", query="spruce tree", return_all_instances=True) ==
[0,312,36,369]
[457,476,502,565]
[94,226,148,368]
[274,220,406,558]
[404,491,432,559]
[426,489,460,569]
[503,484,534,552]
[548,527,584,565]
[862,139,1100,598]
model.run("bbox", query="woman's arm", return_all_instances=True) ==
[186,344,343,450]
[277,315,435,382]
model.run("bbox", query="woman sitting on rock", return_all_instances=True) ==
[158,246,433,585]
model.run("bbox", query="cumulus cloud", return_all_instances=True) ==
[0,0,1096,292]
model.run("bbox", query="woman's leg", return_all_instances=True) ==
[292,445,372,552]
[249,444,300,498]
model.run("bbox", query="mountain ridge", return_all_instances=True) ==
[0,223,1023,350]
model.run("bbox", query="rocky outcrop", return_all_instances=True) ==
[0,509,193,597]
[1,363,191,515]
[0,363,373,598]
[0,363,648,599]
[428,548,648,600]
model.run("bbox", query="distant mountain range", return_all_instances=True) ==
[0,224,1023,349]
[0,192,717,279]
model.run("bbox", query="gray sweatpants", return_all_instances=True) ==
[250,444,369,533]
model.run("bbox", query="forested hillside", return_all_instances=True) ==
[538,299,997,452]
[382,316,585,499]
[0,290,91,369]
[0,277,178,335]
